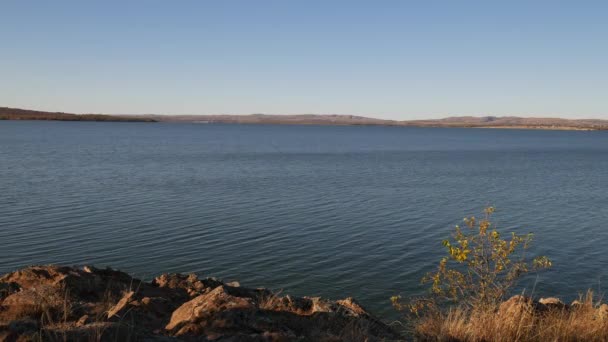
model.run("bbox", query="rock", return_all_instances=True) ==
[226,281,240,288]
[271,295,314,313]
[0,286,65,320]
[128,295,175,327]
[165,285,255,332]
[539,297,566,310]
[0,265,402,341]
[0,265,69,289]
[498,295,545,320]
[0,265,146,304]
[82,265,95,273]
[76,314,90,326]
[153,273,223,298]
[165,285,403,340]
[267,295,332,314]
[571,299,584,308]
[107,290,135,318]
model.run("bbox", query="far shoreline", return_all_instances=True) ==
[3,118,605,131]
[2,106,607,131]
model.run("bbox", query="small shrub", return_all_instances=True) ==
[393,207,551,315]
[392,208,608,341]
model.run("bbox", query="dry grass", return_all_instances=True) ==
[31,283,139,342]
[257,289,284,311]
[414,292,608,342]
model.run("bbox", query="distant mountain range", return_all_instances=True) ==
[0,107,156,122]
[2,107,607,130]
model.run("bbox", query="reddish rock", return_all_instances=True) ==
[0,286,65,321]
[166,285,256,334]
[152,273,222,298]
[0,265,403,341]
[107,291,135,319]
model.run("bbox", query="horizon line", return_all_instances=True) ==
[3,105,608,122]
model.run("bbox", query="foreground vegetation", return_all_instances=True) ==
[414,292,608,341]
[394,207,608,341]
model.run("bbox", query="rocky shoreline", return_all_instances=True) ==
[0,265,402,341]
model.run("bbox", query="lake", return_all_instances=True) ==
[1,120,607,319]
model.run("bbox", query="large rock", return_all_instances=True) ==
[165,285,256,333]
[165,284,402,340]
[0,286,66,321]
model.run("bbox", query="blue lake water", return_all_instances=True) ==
[1,120,607,319]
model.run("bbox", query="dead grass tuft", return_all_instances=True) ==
[414,291,608,342]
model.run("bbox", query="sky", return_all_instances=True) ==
[1,1,607,120]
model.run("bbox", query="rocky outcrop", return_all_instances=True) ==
[498,294,608,319]
[0,265,402,341]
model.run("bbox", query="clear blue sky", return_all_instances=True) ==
[1,1,607,119]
